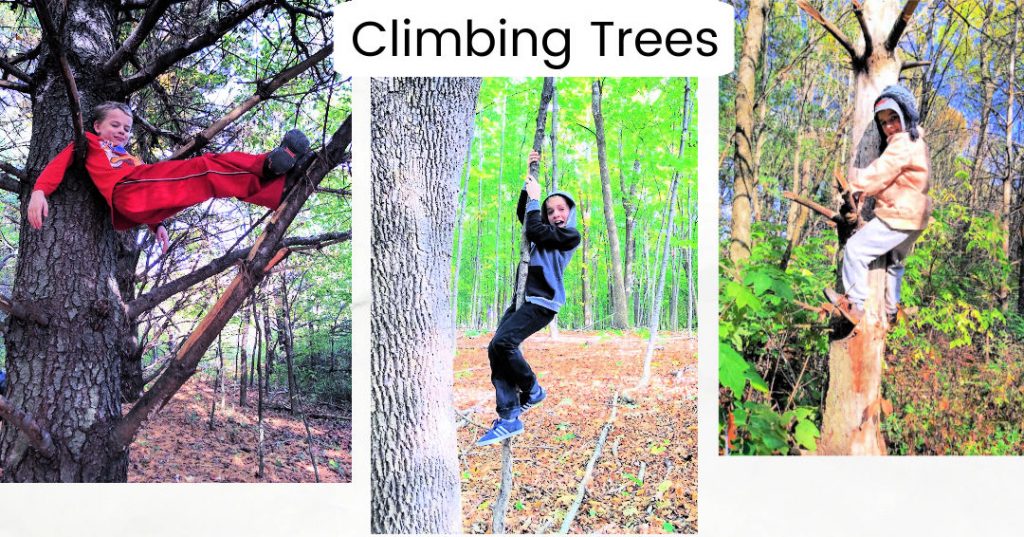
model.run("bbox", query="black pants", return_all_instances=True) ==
[488,302,555,419]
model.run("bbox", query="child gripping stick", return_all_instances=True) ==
[27,101,312,253]
[475,150,581,447]
[825,84,932,325]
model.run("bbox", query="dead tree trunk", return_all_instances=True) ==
[370,77,480,534]
[238,304,251,407]
[798,0,922,456]
[495,76,554,535]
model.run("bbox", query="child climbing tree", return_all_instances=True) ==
[0,1,348,482]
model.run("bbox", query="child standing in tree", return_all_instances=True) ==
[28,101,310,253]
[825,84,931,325]
[476,150,580,447]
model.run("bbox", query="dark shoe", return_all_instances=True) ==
[520,383,547,414]
[280,152,314,200]
[824,288,863,325]
[475,418,523,446]
[263,129,310,177]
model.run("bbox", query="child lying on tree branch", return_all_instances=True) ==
[28,101,311,253]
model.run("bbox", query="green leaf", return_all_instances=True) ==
[719,342,750,397]
[794,419,820,451]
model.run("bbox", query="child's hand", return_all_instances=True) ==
[27,190,48,229]
[527,150,541,167]
[154,225,170,254]
[525,176,541,200]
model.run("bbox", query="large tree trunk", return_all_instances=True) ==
[729,0,768,263]
[370,77,480,534]
[0,1,131,481]
[804,0,920,456]
[591,80,630,328]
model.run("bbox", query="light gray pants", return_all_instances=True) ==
[842,218,922,314]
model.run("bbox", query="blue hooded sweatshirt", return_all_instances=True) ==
[515,188,580,312]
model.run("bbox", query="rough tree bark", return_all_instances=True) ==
[729,0,769,263]
[370,77,480,534]
[797,0,922,456]
[591,80,630,328]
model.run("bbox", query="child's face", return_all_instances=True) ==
[93,109,133,146]
[876,109,903,138]
[544,196,570,227]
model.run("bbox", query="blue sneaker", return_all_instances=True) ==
[475,418,523,446]
[520,383,546,414]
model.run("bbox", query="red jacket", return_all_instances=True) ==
[34,132,148,230]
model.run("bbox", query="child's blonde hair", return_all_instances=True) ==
[91,101,133,126]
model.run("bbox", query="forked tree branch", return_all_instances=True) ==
[121,0,275,94]
[33,0,86,161]
[796,0,859,63]
[126,230,350,319]
[112,116,351,449]
[886,0,921,52]
[167,42,333,160]
[0,56,33,85]
[0,394,56,458]
[103,0,175,75]
[851,1,872,57]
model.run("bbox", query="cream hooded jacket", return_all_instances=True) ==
[849,128,932,231]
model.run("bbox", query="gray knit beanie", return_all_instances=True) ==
[874,85,920,141]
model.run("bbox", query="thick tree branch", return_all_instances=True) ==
[851,1,872,57]
[167,42,333,160]
[886,0,921,52]
[0,56,33,85]
[33,0,86,161]
[0,394,57,458]
[113,116,351,449]
[0,294,50,325]
[0,79,31,93]
[796,0,859,63]
[121,0,275,94]
[103,0,175,75]
[126,230,350,319]
[0,174,20,193]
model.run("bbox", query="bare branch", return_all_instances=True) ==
[0,294,50,325]
[281,0,330,19]
[901,60,931,71]
[127,230,349,319]
[121,0,275,94]
[0,56,33,85]
[167,43,333,160]
[0,174,20,193]
[104,0,175,75]
[782,191,839,227]
[0,160,26,181]
[886,0,922,52]
[796,0,859,62]
[113,116,351,449]
[851,1,872,57]
[0,394,57,458]
[0,79,31,93]
[33,0,86,161]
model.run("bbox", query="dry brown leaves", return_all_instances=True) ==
[455,331,697,534]
[127,377,351,483]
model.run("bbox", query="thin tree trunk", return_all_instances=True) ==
[452,127,476,335]
[1000,16,1018,310]
[729,0,769,263]
[239,304,251,407]
[280,275,299,416]
[370,77,480,533]
[592,80,630,328]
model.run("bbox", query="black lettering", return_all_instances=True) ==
[591,21,614,55]
[664,28,692,56]
[352,21,385,56]
[417,27,462,57]
[542,28,570,69]
[634,28,661,56]
[618,27,634,56]
[696,28,718,56]
[467,20,495,57]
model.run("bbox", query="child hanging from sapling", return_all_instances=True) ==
[28,101,311,253]
[475,150,580,447]
[825,84,932,326]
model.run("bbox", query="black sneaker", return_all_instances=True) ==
[280,152,314,200]
[263,129,310,178]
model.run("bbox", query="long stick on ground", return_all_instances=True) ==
[559,391,620,534]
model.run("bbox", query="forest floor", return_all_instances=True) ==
[455,330,697,534]
[127,377,351,482]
